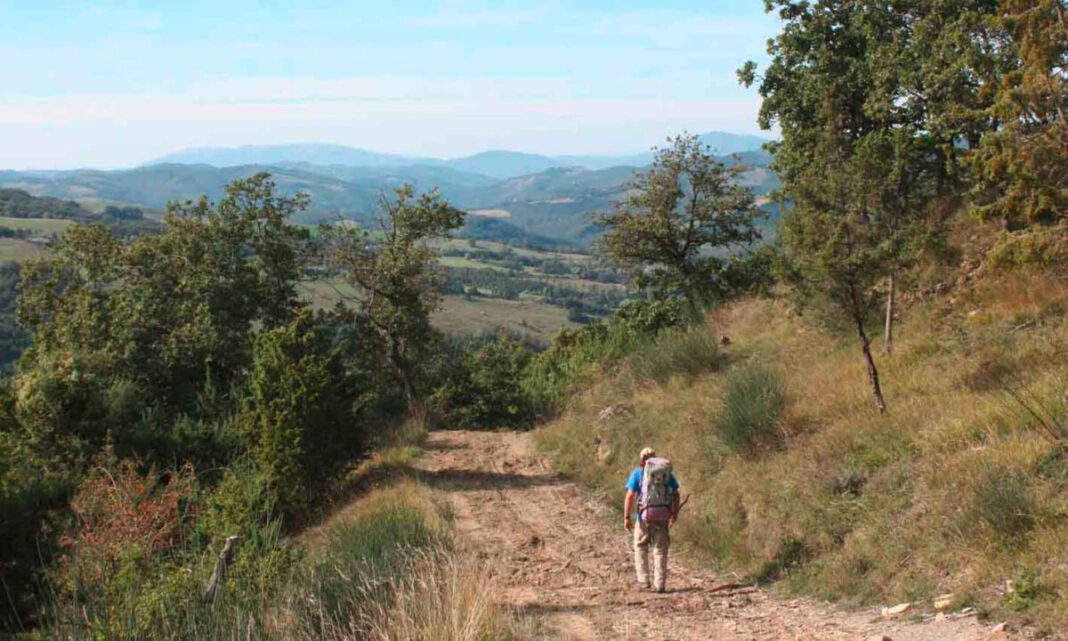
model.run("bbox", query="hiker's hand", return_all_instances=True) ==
[624,517,633,532]
[669,515,677,527]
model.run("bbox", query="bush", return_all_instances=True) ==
[711,364,787,456]
[976,468,1035,540]
[626,325,724,384]
[434,335,537,428]
[522,298,688,414]
[240,311,366,521]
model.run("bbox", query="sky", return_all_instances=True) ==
[0,1,781,169]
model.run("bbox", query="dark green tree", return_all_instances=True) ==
[241,310,363,518]
[595,134,762,310]
[15,173,310,463]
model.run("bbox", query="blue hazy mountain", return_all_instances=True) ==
[144,131,772,178]
[149,143,422,168]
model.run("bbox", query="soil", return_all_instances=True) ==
[419,429,1017,641]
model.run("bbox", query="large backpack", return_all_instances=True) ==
[639,457,674,524]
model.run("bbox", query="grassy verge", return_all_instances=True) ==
[536,269,1068,632]
[38,446,527,641]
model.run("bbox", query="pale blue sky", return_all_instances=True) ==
[0,1,780,169]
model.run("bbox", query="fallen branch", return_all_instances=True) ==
[203,535,239,605]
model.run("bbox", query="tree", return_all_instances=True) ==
[739,2,905,411]
[736,0,1026,409]
[322,185,464,408]
[780,139,891,413]
[596,135,762,311]
[15,173,310,463]
[241,310,363,517]
[972,0,1067,226]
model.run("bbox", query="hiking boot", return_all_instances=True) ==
[656,586,666,594]
[636,581,651,591]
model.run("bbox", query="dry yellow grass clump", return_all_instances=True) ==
[536,268,1067,630]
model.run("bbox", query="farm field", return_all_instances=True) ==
[437,255,509,271]
[433,294,575,340]
[298,279,577,342]
[0,238,45,261]
[435,237,592,263]
[0,216,75,234]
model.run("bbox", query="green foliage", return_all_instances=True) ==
[13,174,310,465]
[596,134,763,309]
[1005,570,1051,612]
[0,188,88,219]
[521,298,688,414]
[0,261,29,370]
[976,468,1035,540]
[433,334,537,428]
[322,185,465,406]
[240,311,366,519]
[985,223,1068,270]
[711,364,787,457]
[971,0,1067,227]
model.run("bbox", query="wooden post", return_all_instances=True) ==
[203,535,238,605]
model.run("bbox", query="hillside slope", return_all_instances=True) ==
[536,260,1067,634]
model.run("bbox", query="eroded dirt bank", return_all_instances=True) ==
[419,429,1014,641]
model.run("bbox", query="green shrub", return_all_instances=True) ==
[711,364,787,456]
[1005,569,1051,612]
[985,223,1068,269]
[522,298,688,414]
[626,325,724,384]
[241,310,367,521]
[434,335,537,428]
[976,468,1035,540]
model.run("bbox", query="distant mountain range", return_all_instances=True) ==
[0,132,776,248]
[146,132,771,179]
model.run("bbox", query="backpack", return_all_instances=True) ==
[639,457,674,524]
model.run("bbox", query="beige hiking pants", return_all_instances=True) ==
[633,519,670,590]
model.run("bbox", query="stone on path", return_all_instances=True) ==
[880,602,911,618]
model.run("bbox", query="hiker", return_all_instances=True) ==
[623,447,680,593]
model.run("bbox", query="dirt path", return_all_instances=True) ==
[419,430,1013,641]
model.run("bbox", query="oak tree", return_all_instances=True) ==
[596,134,762,311]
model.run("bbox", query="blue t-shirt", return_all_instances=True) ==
[626,467,679,521]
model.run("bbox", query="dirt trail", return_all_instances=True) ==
[419,430,1012,641]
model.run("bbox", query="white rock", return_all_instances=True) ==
[933,593,955,610]
[880,602,911,618]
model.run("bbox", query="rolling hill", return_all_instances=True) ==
[2,134,778,246]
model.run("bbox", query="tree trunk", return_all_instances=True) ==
[390,336,416,408]
[849,283,887,414]
[883,271,896,356]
